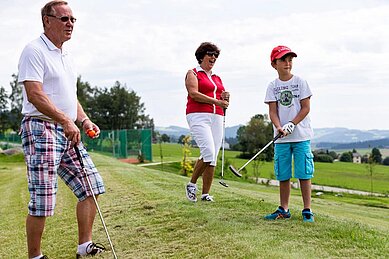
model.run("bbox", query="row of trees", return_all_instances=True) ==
[0,74,154,133]
[0,74,22,133]
[339,148,389,165]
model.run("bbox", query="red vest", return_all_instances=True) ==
[186,68,225,115]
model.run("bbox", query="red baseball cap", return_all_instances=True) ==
[270,45,297,62]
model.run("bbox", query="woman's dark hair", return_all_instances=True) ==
[195,42,220,64]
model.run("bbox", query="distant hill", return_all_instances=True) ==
[156,125,389,147]
[155,125,243,139]
[317,138,389,149]
[312,128,389,143]
[155,126,190,138]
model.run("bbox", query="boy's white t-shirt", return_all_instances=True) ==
[264,75,313,143]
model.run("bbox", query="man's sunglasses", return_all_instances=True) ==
[46,14,77,23]
[206,51,219,58]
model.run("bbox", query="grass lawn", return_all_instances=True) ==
[152,143,389,194]
[1,153,388,258]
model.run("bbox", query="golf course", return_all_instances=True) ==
[1,145,388,258]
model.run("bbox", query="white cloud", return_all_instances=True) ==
[1,0,388,130]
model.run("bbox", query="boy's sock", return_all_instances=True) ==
[31,255,43,259]
[77,241,93,255]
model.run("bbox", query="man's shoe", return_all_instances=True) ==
[76,242,106,258]
[39,256,48,259]
[302,209,315,223]
[201,194,214,202]
[186,183,197,202]
[264,206,291,220]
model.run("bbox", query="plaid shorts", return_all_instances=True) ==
[21,117,105,217]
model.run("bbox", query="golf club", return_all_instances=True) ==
[219,108,228,187]
[74,146,118,259]
[229,132,282,177]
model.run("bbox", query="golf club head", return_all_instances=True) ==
[219,180,229,187]
[229,165,242,177]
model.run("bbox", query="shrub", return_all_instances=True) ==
[339,152,352,162]
[314,154,334,163]
[383,157,389,166]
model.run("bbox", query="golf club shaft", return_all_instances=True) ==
[74,146,118,259]
[221,109,226,178]
[219,109,229,187]
[235,133,282,173]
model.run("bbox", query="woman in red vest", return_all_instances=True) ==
[185,42,230,202]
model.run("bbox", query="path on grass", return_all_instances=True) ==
[254,178,386,197]
[139,160,387,197]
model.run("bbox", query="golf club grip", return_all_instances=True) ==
[74,146,84,167]
[274,132,282,141]
[223,108,226,116]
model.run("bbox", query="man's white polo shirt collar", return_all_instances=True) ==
[40,33,68,55]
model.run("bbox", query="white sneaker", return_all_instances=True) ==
[201,194,214,202]
[186,183,197,202]
[76,242,106,258]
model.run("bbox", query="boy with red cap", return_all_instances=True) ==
[264,45,315,222]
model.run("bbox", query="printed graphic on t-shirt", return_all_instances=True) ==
[280,90,293,106]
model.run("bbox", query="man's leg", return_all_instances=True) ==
[77,196,97,244]
[299,179,312,209]
[201,164,214,195]
[279,179,291,211]
[26,215,46,258]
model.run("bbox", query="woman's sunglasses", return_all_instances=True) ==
[206,51,219,58]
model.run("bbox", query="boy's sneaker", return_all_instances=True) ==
[201,194,214,202]
[39,256,48,259]
[264,206,291,220]
[186,182,197,202]
[302,209,315,223]
[76,242,106,258]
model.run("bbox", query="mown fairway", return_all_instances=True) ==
[1,153,388,258]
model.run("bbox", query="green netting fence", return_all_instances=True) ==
[0,132,21,144]
[0,128,152,161]
[82,129,152,161]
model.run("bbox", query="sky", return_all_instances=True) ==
[1,0,389,131]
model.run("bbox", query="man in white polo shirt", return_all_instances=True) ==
[18,1,105,258]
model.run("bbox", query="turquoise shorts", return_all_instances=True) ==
[274,140,314,181]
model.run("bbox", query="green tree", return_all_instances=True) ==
[0,86,9,133]
[76,75,94,109]
[370,148,382,164]
[339,151,352,162]
[236,114,274,161]
[178,135,185,144]
[89,81,154,130]
[382,157,389,166]
[8,74,23,131]
[328,151,338,160]
[161,134,170,143]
